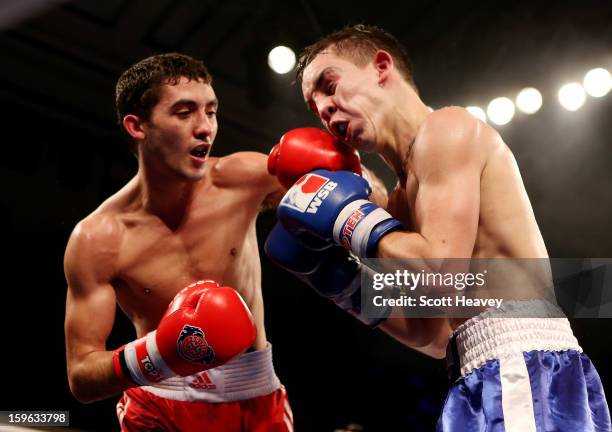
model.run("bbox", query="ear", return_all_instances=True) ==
[122,114,146,140]
[373,50,393,86]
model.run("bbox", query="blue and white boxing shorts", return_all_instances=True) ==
[438,301,611,432]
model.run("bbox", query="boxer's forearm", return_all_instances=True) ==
[380,317,451,359]
[376,230,433,260]
[67,351,125,404]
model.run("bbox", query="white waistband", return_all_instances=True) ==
[453,301,582,377]
[141,343,281,402]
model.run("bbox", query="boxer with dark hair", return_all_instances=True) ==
[64,51,385,431]
[265,24,611,431]
[64,53,297,431]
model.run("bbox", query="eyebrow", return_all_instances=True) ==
[170,98,219,110]
[304,67,336,107]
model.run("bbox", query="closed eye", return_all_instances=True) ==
[175,108,194,118]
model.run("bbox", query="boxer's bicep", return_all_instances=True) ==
[64,283,117,363]
[216,151,284,209]
[64,220,119,367]
[247,152,285,210]
[415,163,481,258]
[413,111,484,258]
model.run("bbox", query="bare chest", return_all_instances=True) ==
[113,191,262,324]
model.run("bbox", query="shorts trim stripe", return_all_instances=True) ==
[499,353,537,432]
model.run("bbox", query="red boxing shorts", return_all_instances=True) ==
[116,343,293,431]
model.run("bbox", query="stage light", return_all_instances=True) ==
[583,68,612,97]
[558,83,586,111]
[487,97,515,125]
[268,46,296,74]
[516,87,542,114]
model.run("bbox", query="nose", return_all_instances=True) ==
[194,112,215,142]
[316,96,336,123]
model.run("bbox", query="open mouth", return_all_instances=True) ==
[332,121,349,141]
[190,144,210,158]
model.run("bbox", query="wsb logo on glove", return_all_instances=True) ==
[278,169,402,259]
[281,172,338,214]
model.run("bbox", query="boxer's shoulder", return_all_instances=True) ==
[212,152,267,176]
[70,210,123,250]
[426,105,478,123]
[65,211,123,284]
[211,152,278,191]
[419,106,480,145]
[66,189,130,268]
[75,184,135,242]
[422,107,502,151]
[412,106,491,174]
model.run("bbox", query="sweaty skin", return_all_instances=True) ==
[64,78,282,403]
[302,51,549,358]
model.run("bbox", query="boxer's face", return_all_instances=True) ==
[302,51,382,152]
[141,77,218,181]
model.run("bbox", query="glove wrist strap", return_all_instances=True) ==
[121,331,174,386]
[333,200,402,258]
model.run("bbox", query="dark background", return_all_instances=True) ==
[0,0,611,430]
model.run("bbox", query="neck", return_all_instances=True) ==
[378,84,430,180]
[137,162,198,229]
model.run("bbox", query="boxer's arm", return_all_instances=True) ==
[251,152,286,209]
[376,108,485,355]
[380,317,452,359]
[64,216,125,403]
[377,107,484,260]
[213,151,284,210]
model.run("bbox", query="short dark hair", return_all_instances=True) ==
[115,53,212,138]
[296,24,416,90]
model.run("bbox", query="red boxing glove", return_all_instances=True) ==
[268,127,362,189]
[113,280,256,386]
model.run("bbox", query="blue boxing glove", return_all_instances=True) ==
[265,222,385,327]
[278,169,402,258]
